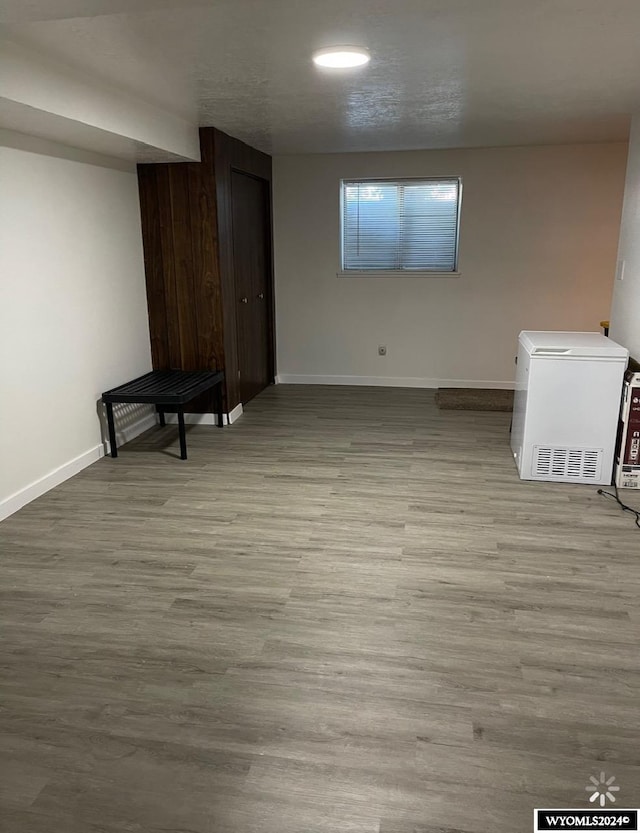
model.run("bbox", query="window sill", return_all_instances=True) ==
[337,270,461,279]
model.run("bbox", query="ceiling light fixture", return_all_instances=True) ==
[312,46,371,69]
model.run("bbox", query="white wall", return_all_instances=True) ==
[610,115,640,361]
[274,143,627,388]
[0,39,200,162]
[0,133,153,520]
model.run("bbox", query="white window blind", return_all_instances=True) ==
[341,178,461,272]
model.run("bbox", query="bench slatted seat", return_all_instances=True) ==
[102,370,224,460]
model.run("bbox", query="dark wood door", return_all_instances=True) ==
[231,171,272,405]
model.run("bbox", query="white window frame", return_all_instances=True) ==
[338,176,463,278]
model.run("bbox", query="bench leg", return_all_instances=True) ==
[106,402,118,459]
[177,409,187,460]
[157,407,166,426]
[215,382,224,427]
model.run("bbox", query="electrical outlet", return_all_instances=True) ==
[378,345,387,356]
[616,259,626,281]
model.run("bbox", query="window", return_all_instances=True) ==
[340,177,461,274]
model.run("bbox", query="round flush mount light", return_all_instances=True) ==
[312,46,371,69]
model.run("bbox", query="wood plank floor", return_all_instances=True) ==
[1,385,639,833]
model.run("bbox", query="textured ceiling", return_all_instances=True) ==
[5,0,639,154]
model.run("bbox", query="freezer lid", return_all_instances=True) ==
[519,331,629,359]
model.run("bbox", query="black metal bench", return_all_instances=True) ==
[102,370,225,460]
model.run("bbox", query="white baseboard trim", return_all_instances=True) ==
[227,403,244,424]
[164,402,244,426]
[1,410,158,523]
[275,374,514,390]
[0,444,103,522]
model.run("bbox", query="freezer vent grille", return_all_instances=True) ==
[533,446,603,481]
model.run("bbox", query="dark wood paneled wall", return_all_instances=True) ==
[137,127,274,414]
[137,157,223,384]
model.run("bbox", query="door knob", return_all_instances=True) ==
[257,292,264,300]
[240,297,248,304]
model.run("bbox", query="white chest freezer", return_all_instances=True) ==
[510,331,628,484]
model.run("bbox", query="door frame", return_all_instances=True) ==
[229,168,276,401]
[208,127,275,413]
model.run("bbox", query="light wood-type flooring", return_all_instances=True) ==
[1,385,639,833]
